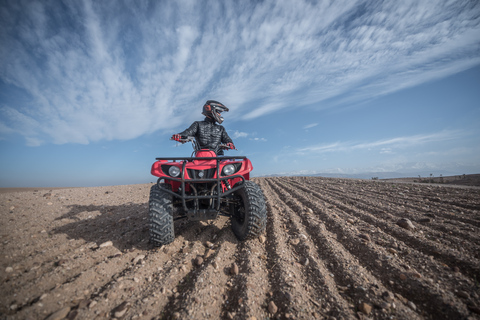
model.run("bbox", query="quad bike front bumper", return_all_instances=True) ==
[154,155,247,220]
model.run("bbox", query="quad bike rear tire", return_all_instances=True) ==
[149,183,174,246]
[231,181,267,240]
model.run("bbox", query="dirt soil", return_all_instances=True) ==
[1,177,480,320]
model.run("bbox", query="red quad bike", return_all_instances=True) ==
[148,136,267,246]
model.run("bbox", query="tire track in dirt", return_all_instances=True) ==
[265,179,421,319]
[284,177,480,280]
[305,179,480,259]
[272,177,477,319]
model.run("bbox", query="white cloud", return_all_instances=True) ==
[297,130,465,154]
[232,130,249,139]
[0,0,479,145]
[303,123,318,129]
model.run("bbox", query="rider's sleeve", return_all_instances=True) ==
[177,121,199,137]
[220,127,233,144]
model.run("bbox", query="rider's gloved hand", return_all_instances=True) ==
[171,134,183,142]
[226,142,235,149]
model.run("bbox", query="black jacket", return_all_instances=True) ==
[178,117,233,151]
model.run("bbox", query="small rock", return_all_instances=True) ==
[230,263,239,275]
[359,302,372,315]
[407,301,417,311]
[268,301,278,314]
[388,248,397,254]
[399,273,407,280]
[358,234,371,242]
[172,312,181,319]
[259,235,266,244]
[397,218,415,231]
[418,218,431,223]
[303,258,310,266]
[410,270,422,278]
[382,291,395,302]
[205,249,215,258]
[112,301,129,318]
[453,266,460,273]
[306,208,313,214]
[10,304,17,311]
[88,300,97,309]
[205,241,214,248]
[5,267,13,273]
[99,241,113,248]
[457,291,470,299]
[133,255,145,264]
[347,218,355,224]
[45,307,71,320]
[195,256,203,266]
[212,261,218,269]
[56,259,68,267]
[377,301,390,309]
[290,238,300,245]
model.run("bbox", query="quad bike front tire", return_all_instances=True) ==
[149,183,174,246]
[231,181,267,241]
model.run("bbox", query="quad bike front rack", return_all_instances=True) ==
[155,155,247,218]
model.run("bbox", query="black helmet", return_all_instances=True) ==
[202,100,229,124]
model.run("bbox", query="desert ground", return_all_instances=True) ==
[1,177,479,320]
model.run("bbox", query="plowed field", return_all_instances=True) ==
[1,177,479,320]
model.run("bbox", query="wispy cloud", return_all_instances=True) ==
[296,130,465,154]
[1,0,479,145]
[303,123,318,130]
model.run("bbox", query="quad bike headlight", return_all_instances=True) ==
[222,164,236,176]
[168,166,181,177]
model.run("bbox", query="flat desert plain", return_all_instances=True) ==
[1,177,479,320]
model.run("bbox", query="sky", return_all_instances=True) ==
[0,0,479,187]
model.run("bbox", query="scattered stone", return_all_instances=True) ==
[133,255,145,264]
[306,208,313,214]
[112,301,129,318]
[10,304,17,311]
[358,302,372,315]
[382,291,395,302]
[399,273,407,280]
[212,261,218,269]
[397,218,415,231]
[88,300,97,309]
[457,291,470,299]
[205,249,215,258]
[99,241,113,248]
[388,248,397,254]
[45,307,71,320]
[410,270,422,278]
[407,301,417,311]
[290,238,300,245]
[259,235,266,244]
[268,301,278,314]
[205,241,214,248]
[377,301,391,309]
[5,266,13,273]
[303,258,310,266]
[347,218,355,224]
[230,263,239,275]
[195,256,204,266]
[358,234,371,242]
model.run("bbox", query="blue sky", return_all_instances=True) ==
[1,0,479,187]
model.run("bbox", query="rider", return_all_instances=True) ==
[171,100,235,155]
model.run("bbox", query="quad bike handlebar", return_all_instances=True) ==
[171,135,236,152]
